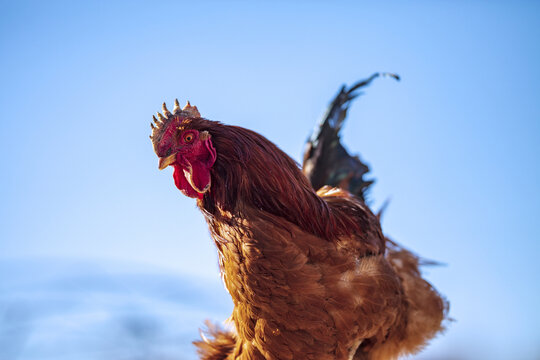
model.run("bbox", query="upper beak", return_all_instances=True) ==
[158,153,176,170]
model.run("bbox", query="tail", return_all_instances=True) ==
[302,73,399,202]
[367,239,450,359]
[302,78,449,358]
[194,321,236,360]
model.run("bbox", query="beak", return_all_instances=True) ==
[158,153,176,170]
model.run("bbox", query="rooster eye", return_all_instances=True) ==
[184,133,194,143]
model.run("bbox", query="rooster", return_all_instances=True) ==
[150,75,448,360]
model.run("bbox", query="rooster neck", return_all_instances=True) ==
[197,124,347,241]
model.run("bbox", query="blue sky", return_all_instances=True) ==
[1,1,539,359]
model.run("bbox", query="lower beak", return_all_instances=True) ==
[158,153,176,170]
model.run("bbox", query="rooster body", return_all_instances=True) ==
[150,82,447,360]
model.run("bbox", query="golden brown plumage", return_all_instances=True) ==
[151,97,448,359]
[197,185,447,360]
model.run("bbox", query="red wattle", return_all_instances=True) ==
[190,160,212,193]
[171,137,216,200]
[173,165,199,198]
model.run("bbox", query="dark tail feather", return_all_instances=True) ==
[194,321,236,360]
[376,198,391,222]
[304,76,449,359]
[302,73,399,202]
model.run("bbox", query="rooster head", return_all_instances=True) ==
[150,100,217,199]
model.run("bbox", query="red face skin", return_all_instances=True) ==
[156,117,217,199]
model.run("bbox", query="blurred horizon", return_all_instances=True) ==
[1,1,539,359]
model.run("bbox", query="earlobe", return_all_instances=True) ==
[203,135,217,166]
[200,131,211,141]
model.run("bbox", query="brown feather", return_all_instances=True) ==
[163,117,449,360]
